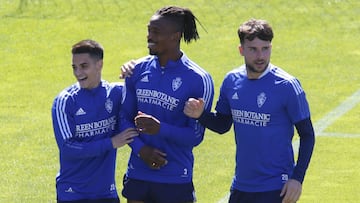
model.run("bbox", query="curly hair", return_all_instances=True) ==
[237,19,274,44]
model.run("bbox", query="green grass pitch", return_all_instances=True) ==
[0,0,359,202]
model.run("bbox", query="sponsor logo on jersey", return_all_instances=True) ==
[140,75,149,82]
[172,77,182,91]
[105,98,113,113]
[75,108,86,116]
[136,88,180,111]
[231,109,271,127]
[257,92,267,108]
[75,116,116,138]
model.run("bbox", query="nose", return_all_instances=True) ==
[73,66,81,77]
[147,30,154,41]
[255,50,263,58]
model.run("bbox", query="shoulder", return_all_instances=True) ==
[223,65,247,81]
[269,64,295,80]
[52,83,80,108]
[55,83,80,100]
[269,64,304,95]
[127,56,157,81]
[181,54,213,81]
[135,55,156,69]
[101,80,124,100]
[102,80,123,90]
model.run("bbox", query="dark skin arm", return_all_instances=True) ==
[119,59,136,79]
[135,111,160,135]
[138,145,167,169]
[135,111,167,169]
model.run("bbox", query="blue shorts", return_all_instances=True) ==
[122,176,196,203]
[229,189,283,203]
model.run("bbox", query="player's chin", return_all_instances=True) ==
[149,49,157,55]
[148,46,159,55]
[253,64,267,72]
[78,81,88,89]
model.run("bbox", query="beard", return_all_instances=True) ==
[246,62,269,74]
[247,64,263,73]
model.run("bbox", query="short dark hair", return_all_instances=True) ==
[71,39,104,60]
[237,19,274,44]
[155,6,200,43]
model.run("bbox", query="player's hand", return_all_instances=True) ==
[280,179,302,203]
[119,59,136,79]
[139,145,167,169]
[135,111,160,135]
[183,98,205,119]
[111,128,138,148]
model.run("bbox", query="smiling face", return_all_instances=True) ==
[72,53,102,89]
[239,37,272,79]
[147,14,180,58]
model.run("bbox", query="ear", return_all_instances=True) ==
[172,32,182,41]
[96,59,103,70]
[238,45,244,56]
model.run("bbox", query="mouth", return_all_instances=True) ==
[147,42,156,48]
[254,60,265,65]
[77,77,87,82]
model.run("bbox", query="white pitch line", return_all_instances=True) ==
[216,89,360,203]
[292,89,360,150]
[313,89,360,134]
[216,193,230,203]
[319,132,360,137]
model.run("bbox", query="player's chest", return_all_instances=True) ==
[135,72,191,99]
[74,96,118,123]
[226,81,285,111]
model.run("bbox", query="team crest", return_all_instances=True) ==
[105,98,113,113]
[172,77,182,91]
[257,92,266,108]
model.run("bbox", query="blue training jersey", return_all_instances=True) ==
[121,53,214,183]
[51,81,123,201]
[216,64,311,192]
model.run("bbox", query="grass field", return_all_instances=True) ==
[1,0,359,202]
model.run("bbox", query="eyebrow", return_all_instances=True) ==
[246,45,270,48]
[72,62,88,67]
